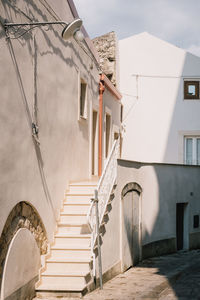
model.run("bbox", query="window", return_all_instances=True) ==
[79,79,87,119]
[184,80,199,99]
[184,136,200,165]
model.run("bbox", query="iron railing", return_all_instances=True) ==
[87,138,120,283]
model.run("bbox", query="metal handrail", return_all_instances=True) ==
[87,138,120,284]
[87,138,119,234]
[97,139,118,190]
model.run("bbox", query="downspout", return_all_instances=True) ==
[98,73,105,176]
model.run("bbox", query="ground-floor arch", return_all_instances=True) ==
[0,201,47,299]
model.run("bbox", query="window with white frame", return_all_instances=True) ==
[79,79,87,119]
[184,136,200,165]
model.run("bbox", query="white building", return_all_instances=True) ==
[119,32,200,165]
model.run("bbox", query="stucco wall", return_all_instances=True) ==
[102,88,121,165]
[119,32,200,164]
[99,159,200,277]
[118,160,200,254]
[0,0,99,239]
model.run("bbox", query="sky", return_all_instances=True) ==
[73,0,200,57]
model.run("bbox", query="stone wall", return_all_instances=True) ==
[93,31,118,86]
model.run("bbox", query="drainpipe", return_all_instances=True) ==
[98,73,105,176]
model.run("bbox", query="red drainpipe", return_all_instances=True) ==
[98,74,105,176]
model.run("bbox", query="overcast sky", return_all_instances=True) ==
[73,0,200,57]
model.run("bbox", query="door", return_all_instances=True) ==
[122,190,140,271]
[176,203,189,251]
[92,110,98,176]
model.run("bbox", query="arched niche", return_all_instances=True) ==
[0,202,47,295]
[1,228,41,300]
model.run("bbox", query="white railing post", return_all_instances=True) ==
[94,189,103,289]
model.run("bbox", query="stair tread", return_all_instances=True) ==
[47,257,91,263]
[69,182,97,186]
[60,212,87,216]
[42,270,90,277]
[63,202,91,206]
[63,203,90,206]
[58,222,88,226]
[51,244,90,250]
[55,233,91,238]
[36,283,85,291]
[65,193,93,196]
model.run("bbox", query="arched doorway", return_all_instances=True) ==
[121,183,142,272]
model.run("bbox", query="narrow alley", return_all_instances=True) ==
[83,250,200,300]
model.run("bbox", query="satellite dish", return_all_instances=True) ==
[62,18,83,41]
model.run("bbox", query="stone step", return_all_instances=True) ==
[65,194,93,204]
[36,282,85,292]
[57,223,90,235]
[43,270,90,277]
[50,245,91,259]
[54,233,91,246]
[62,203,90,214]
[69,183,97,194]
[70,181,97,186]
[60,213,87,223]
[36,283,85,295]
[46,261,91,272]
[40,272,90,286]
[36,289,83,299]
[45,258,91,272]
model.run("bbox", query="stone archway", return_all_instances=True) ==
[0,202,47,291]
[121,182,142,272]
[121,182,142,198]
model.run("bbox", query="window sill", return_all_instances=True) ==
[184,98,200,101]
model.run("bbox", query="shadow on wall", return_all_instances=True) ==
[119,159,200,299]
[0,0,99,227]
[0,0,99,199]
[2,0,98,89]
[119,50,200,297]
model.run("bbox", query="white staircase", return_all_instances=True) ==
[35,181,97,298]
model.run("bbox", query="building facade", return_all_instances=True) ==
[119,32,200,165]
[0,0,121,299]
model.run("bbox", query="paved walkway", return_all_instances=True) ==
[34,249,200,299]
[83,249,200,300]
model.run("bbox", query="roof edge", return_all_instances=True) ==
[103,74,122,100]
[67,0,99,63]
